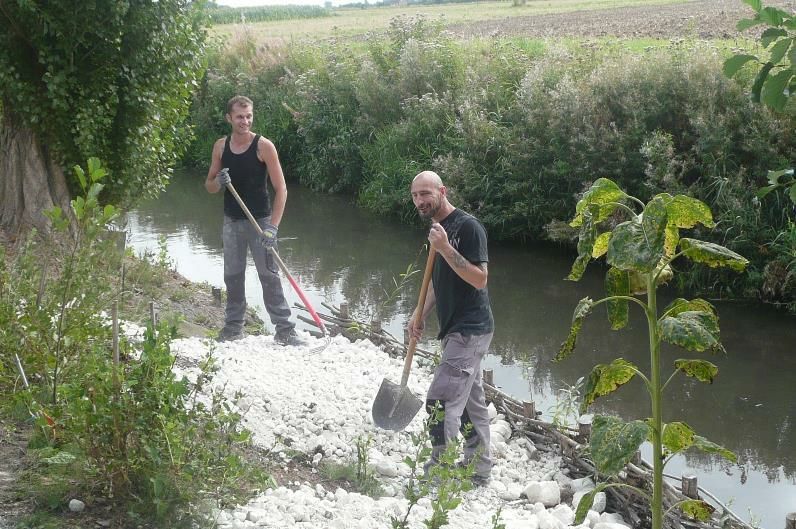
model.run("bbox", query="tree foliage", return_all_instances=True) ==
[0,0,208,205]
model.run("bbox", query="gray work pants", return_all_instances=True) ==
[222,216,294,334]
[425,332,494,479]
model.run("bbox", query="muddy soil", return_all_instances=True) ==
[447,0,794,40]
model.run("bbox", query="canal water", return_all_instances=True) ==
[127,170,795,529]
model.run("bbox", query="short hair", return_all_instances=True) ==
[226,95,253,115]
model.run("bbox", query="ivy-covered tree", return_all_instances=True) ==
[0,0,208,233]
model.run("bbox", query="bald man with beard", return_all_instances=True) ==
[407,170,495,486]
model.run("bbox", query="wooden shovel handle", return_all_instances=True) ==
[400,247,435,386]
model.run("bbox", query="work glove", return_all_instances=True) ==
[259,223,278,249]
[216,167,231,188]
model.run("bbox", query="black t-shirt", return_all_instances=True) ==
[432,209,494,339]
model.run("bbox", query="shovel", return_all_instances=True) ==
[372,247,436,431]
[223,180,330,351]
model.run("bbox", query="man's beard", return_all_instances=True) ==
[418,199,441,220]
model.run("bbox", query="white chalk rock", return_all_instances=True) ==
[489,480,507,493]
[487,402,498,420]
[492,440,509,457]
[591,491,607,513]
[490,421,512,442]
[245,508,266,522]
[374,459,399,477]
[522,480,561,507]
[573,489,606,513]
[506,518,539,529]
[571,476,596,493]
[593,524,631,529]
[598,512,628,526]
[537,509,565,529]
[500,484,523,501]
[68,499,85,512]
[550,503,575,526]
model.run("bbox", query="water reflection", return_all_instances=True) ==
[128,170,795,529]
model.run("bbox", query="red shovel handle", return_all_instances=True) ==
[225,181,327,335]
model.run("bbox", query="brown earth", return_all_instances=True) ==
[447,0,794,40]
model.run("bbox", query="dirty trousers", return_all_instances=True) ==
[424,332,493,479]
[222,216,294,334]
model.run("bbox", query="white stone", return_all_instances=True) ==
[537,510,565,529]
[522,480,561,507]
[570,476,596,493]
[492,441,509,457]
[598,512,627,526]
[68,499,85,512]
[245,508,266,522]
[591,491,607,513]
[487,402,498,420]
[489,480,507,493]
[593,524,631,529]
[550,503,575,526]
[373,459,399,477]
[499,484,523,501]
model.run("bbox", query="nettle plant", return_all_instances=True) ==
[555,179,749,529]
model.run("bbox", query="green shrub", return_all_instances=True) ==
[188,29,795,307]
[1,159,269,526]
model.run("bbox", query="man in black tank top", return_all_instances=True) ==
[205,95,302,346]
[407,170,495,487]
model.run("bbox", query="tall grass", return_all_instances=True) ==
[186,18,796,308]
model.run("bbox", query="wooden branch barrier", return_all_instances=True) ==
[295,303,763,529]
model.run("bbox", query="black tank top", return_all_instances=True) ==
[222,134,271,219]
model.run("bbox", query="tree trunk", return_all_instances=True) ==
[0,114,73,237]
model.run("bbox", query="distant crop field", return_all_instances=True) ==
[211,0,695,46]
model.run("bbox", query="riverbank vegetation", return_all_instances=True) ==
[0,160,268,527]
[186,14,796,311]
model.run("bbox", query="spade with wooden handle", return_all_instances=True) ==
[371,247,435,431]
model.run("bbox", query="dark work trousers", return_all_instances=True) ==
[222,216,294,334]
[424,331,493,479]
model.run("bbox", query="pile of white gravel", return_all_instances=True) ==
[169,332,630,529]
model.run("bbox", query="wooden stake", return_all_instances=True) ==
[112,302,119,366]
[578,414,593,440]
[785,512,796,529]
[522,400,536,419]
[339,302,349,320]
[483,368,494,387]
[681,475,698,499]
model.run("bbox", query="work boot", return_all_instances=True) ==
[274,328,305,346]
[216,327,244,342]
[455,461,490,487]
